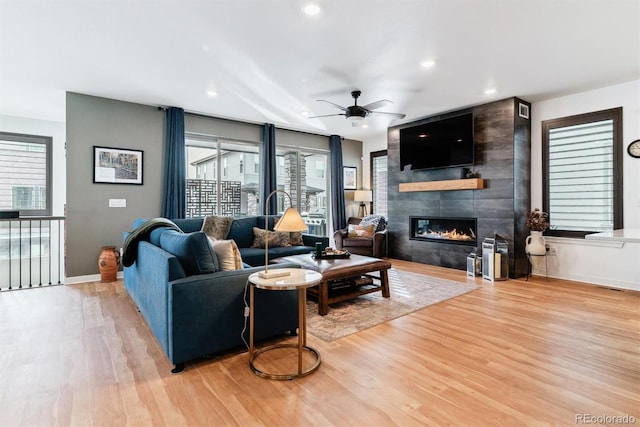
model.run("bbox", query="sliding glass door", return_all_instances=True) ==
[276,147,329,236]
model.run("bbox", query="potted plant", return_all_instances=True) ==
[525,208,549,255]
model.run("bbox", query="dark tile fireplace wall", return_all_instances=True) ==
[387,97,531,278]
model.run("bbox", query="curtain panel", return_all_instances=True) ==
[161,107,186,219]
[329,134,347,231]
[261,123,277,215]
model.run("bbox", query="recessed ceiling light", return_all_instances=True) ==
[301,110,310,117]
[484,88,497,95]
[206,90,218,97]
[362,123,369,128]
[420,59,436,68]
[303,2,322,16]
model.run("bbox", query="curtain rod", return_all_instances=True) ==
[157,105,346,140]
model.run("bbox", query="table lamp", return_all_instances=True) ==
[259,189,308,279]
[354,190,373,218]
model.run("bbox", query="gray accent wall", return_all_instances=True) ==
[66,93,164,277]
[66,93,362,277]
[387,97,531,278]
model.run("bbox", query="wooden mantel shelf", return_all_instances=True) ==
[399,178,485,192]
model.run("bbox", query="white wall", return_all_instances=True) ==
[0,114,66,216]
[531,80,640,291]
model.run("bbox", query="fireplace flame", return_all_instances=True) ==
[423,228,475,241]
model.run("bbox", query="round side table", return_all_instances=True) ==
[248,268,322,380]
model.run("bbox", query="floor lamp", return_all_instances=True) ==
[259,189,308,279]
[354,190,373,218]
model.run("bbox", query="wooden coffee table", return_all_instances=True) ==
[272,253,392,316]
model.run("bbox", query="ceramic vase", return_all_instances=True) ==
[525,231,546,256]
[98,246,120,283]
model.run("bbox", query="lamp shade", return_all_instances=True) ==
[274,207,308,232]
[354,190,373,202]
[259,189,307,279]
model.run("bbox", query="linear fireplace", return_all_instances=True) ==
[410,216,477,246]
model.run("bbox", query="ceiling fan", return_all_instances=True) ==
[308,90,406,126]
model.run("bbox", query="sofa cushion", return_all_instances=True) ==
[239,246,314,266]
[252,227,291,248]
[160,230,218,275]
[201,215,233,240]
[347,224,375,238]
[171,218,204,233]
[256,215,280,231]
[208,238,243,271]
[268,246,313,258]
[149,226,172,246]
[227,217,260,248]
[238,247,267,267]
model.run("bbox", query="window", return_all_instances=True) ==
[542,108,623,237]
[185,135,260,217]
[276,148,329,236]
[0,132,52,216]
[370,150,388,218]
[315,160,325,178]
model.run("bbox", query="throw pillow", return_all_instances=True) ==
[207,237,243,271]
[201,215,233,240]
[251,227,291,248]
[289,231,304,246]
[347,224,375,238]
[269,217,304,246]
[159,230,218,276]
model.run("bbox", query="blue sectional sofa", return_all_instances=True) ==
[122,215,329,373]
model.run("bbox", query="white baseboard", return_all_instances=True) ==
[533,268,639,292]
[65,271,123,285]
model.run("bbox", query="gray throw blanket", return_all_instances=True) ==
[122,218,182,267]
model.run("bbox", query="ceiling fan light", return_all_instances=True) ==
[347,115,364,123]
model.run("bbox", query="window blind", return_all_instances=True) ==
[372,155,388,217]
[548,119,614,232]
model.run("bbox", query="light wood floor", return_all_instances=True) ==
[1,260,638,426]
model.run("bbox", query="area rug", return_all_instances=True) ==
[305,269,478,341]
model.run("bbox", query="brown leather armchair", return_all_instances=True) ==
[333,215,387,258]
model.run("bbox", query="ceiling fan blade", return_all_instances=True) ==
[316,99,348,111]
[362,99,392,111]
[369,111,406,119]
[307,113,346,119]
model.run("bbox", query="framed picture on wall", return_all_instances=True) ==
[343,166,357,190]
[93,146,143,185]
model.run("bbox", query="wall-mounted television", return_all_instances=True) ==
[399,112,474,171]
